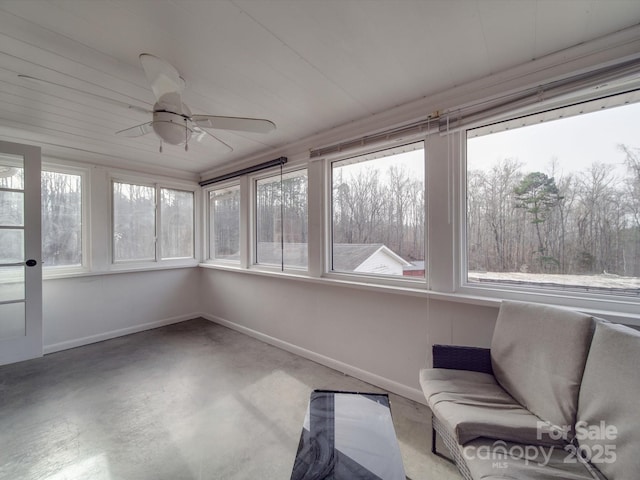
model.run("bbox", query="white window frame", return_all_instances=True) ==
[110,174,198,268]
[41,162,90,278]
[453,93,640,318]
[250,166,309,273]
[158,186,196,261]
[204,180,242,266]
[322,140,428,289]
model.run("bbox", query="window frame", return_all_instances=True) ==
[322,140,428,288]
[250,165,309,273]
[204,180,242,266]
[159,186,195,261]
[455,93,640,316]
[110,175,198,267]
[41,162,90,277]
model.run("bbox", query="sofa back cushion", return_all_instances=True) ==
[491,301,594,438]
[577,321,640,479]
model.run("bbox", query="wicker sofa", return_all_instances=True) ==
[419,301,640,480]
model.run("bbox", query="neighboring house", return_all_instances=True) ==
[256,242,413,276]
[403,261,425,277]
[333,244,411,276]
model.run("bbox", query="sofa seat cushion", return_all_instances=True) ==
[420,368,566,446]
[577,321,640,480]
[464,438,606,480]
[491,301,595,438]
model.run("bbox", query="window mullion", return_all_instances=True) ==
[154,185,160,262]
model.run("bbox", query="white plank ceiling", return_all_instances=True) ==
[1,0,639,177]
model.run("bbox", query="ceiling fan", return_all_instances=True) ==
[115,54,276,152]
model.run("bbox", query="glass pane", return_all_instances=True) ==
[0,191,24,226]
[113,182,156,261]
[332,143,425,277]
[467,100,640,295]
[0,229,24,263]
[0,153,24,190]
[209,186,240,262]
[42,171,82,266]
[160,189,194,259]
[0,302,25,340]
[0,266,24,302]
[256,170,308,268]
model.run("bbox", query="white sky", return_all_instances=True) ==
[467,101,640,178]
[334,147,425,182]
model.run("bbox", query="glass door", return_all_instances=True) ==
[0,141,42,365]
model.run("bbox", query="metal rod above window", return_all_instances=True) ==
[199,157,287,187]
[309,119,436,160]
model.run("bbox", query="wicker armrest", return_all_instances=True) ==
[432,344,493,375]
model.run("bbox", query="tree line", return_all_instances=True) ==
[468,145,640,277]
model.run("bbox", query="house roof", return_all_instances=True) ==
[256,242,412,271]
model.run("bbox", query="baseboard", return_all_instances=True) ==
[43,312,199,355]
[200,312,426,405]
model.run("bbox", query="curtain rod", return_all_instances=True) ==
[199,157,288,187]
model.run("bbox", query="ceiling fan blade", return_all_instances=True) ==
[18,74,151,111]
[193,127,233,152]
[116,122,154,138]
[192,115,276,134]
[139,54,185,106]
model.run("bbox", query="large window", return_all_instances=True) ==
[113,181,194,262]
[331,142,425,279]
[209,185,240,262]
[41,169,83,267]
[466,99,640,296]
[255,169,308,269]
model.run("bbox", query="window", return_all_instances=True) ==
[113,181,155,262]
[113,181,195,263]
[41,169,83,267]
[331,142,425,279]
[466,99,640,296]
[255,169,308,269]
[209,185,240,262]
[160,188,194,259]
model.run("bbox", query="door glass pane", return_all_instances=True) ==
[0,229,24,263]
[0,266,24,302]
[0,302,25,340]
[0,191,24,226]
[0,154,24,189]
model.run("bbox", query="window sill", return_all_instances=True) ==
[43,261,199,280]
[458,283,640,327]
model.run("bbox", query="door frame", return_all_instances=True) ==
[0,140,42,366]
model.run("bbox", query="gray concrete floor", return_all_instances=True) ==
[0,318,460,480]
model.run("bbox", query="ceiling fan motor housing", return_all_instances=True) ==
[152,110,192,145]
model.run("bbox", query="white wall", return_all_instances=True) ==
[199,268,498,403]
[43,267,200,353]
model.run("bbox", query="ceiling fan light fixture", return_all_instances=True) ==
[152,111,192,145]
